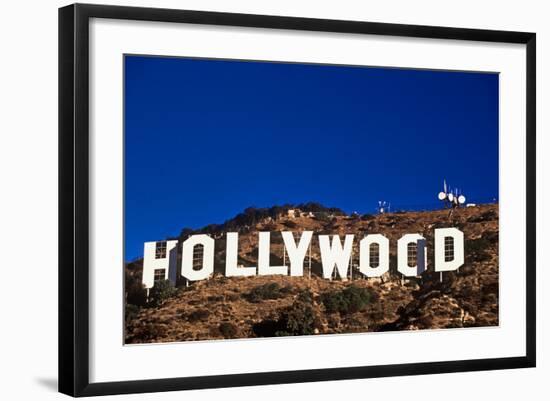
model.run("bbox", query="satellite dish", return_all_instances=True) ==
[438,192,446,200]
[458,195,466,204]
[448,193,454,202]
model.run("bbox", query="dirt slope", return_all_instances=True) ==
[125,204,498,343]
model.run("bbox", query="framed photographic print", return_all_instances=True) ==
[58,3,536,397]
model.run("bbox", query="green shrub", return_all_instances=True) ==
[296,289,313,303]
[321,291,347,314]
[126,281,147,308]
[253,291,318,337]
[125,304,140,322]
[277,300,317,336]
[315,211,331,222]
[148,279,176,307]
[321,286,372,314]
[125,268,148,307]
[246,283,287,303]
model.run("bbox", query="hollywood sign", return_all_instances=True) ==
[141,228,464,289]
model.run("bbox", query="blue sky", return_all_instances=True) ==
[124,55,498,260]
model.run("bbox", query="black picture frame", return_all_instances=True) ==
[59,3,536,397]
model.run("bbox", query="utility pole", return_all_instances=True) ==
[308,243,312,279]
[349,247,353,281]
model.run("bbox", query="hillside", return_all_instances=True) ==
[125,204,499,343]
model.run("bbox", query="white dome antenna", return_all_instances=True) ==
[438,179,468,209]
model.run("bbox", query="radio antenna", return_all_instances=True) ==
[438,179,467,209]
